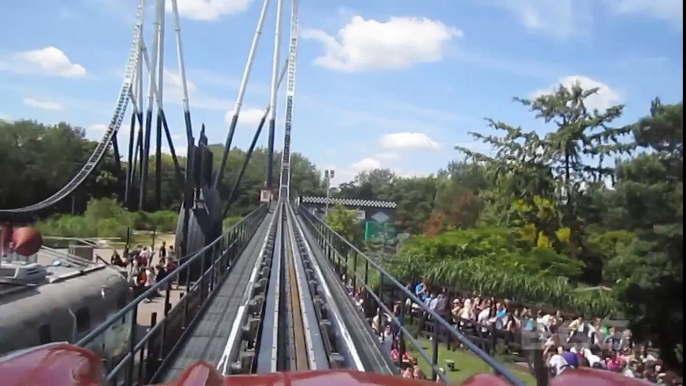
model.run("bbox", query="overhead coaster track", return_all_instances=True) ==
[0,0,146,218]
[0,0,192,219]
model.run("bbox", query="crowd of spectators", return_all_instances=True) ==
[345,276,681,385]
[110,241,177,301]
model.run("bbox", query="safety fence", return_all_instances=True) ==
[297,204,538,385]
[76,204,268,386]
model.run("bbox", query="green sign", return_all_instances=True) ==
[364,221,396,241]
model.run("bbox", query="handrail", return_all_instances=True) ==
[297,205,528,386]
[77,204,265,346]
[75,204,267,386]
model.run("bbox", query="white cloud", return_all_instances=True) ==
[0,47,86,77]
[224,107,267,128]
[352,157,382,171]
[531,75,622,111]
[164,69,198,95]
[605,0,683,27]
[381,132,441,152]
[171,0,252,21]
[485,0,592,39]
[0,113,12,122]
[24,97,63,111]
[302,15,462,72]
[324,157,382,186]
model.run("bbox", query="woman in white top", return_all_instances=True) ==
[458,299,475,320]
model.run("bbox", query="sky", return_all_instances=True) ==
[0,0,683,185]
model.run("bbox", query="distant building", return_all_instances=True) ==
[297,196,397,241]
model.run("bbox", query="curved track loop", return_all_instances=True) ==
[0,0,145,216]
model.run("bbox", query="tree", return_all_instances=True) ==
[333,169,398,201]
[605,99,683,370]
[457,82,632,282]
[325,204,363,245]
[0,119,326,219]
[0,120,121,215]
[393,176,437,234]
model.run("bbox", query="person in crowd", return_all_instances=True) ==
[355,290,365,311]
[129,259,141,286]
[143,266,157,302]
[494,302,507,330]
[621,360,635,378]
[457,298,475,330]
[390,339,413,366]
[155,263,167,287]
[549,346,569,377]
[435,292,448,318]
[110,250,124,266]
[477,304,492,331]
[371,308,386,335]
[505,312,520,334]
[415,280,428,303]
[401,367,413,378]
[604,326,622,351]
[380,324,394,354]
[428,293,439,313]
[450,299,462,324]
[158,241,167,265]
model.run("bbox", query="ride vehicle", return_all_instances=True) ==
[1,343,654,386]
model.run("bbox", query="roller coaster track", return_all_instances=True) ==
[0,0,145,217]
[220,201,367,375]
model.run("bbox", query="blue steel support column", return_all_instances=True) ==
[266,0,284,190]
[124,108,137,203]
[139,0,164,210]
[213,0,273,190]
[154,0,166,210]
[171,0,195,259]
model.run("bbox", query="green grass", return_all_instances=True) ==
[406,337,536,385]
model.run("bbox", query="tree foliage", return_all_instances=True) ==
[325,204,363,245]
[331,86,682,369]
[0,120,325,218]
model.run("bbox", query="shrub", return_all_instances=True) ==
[223,216,243,230]
[34,198,178,240]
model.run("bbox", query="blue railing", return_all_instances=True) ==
[297,205,530,385]
[76,204,268,386]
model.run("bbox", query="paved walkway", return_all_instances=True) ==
[137,287,185,327]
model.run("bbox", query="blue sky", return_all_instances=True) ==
[0,0,683,185]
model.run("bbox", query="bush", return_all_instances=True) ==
[131,210,178,232]
[34,198,178,239]
[96,218,129,239]
[388,227,620,317]
[35,215,96,238]
[223,216,242,230]
[149,211,178,232]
